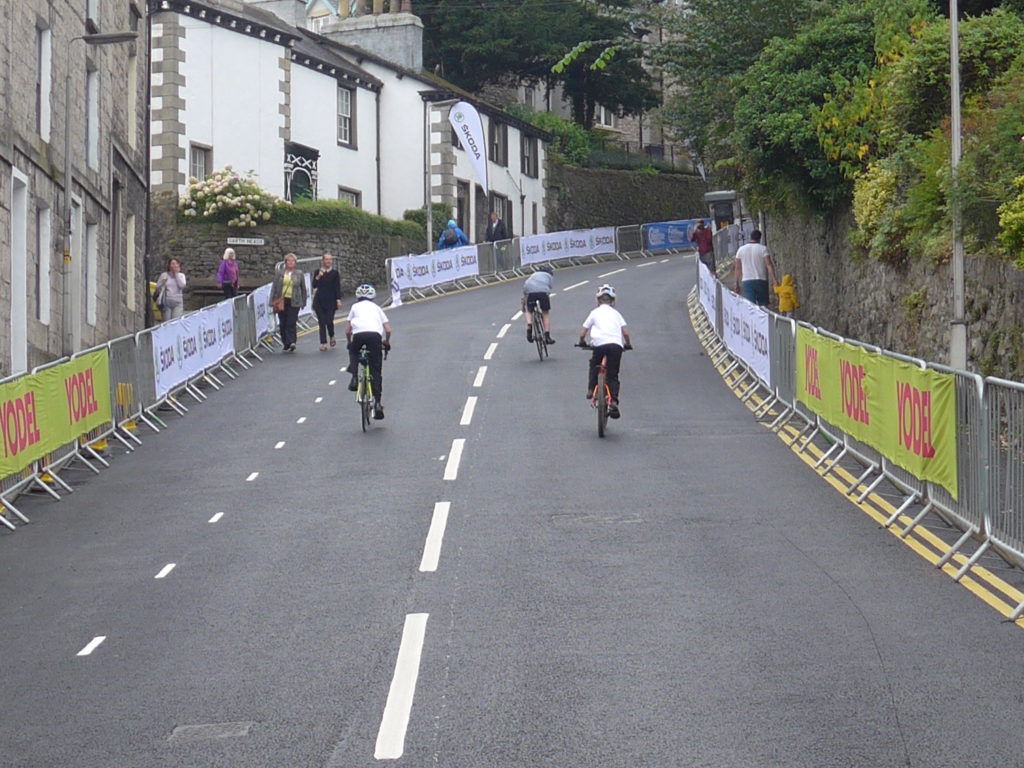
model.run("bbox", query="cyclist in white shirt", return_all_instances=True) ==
[578,284,632,419]
[345,284,392,420]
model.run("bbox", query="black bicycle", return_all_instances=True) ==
[530,301,548,361]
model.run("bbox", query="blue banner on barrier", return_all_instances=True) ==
[642,219,702,252]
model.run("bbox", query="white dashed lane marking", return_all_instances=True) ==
[563,280,589,291]
[374,614,429,760]
[275,441,285,450]
[636,262,656,268]
[246,472,259,482]
[297,417,307,424]
[473,366,487,387]
[76,636,106,656]
[443,439,466,481]
[511,311,523,321]
[329,380,337,386]
[315,397,324,403]
[460,397,478,426]
[155,563,176,579]
[660,258,669,263]
[598,268,626,278]
[209,513,224,523]
[484,343,498,361]
[496,324,511,339]
[419,502,451,573]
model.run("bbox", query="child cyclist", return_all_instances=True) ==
[578,284,632,419]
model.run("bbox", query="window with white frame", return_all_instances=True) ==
[190,143,211,182]
[36,207,51,324]
[597,104,615,128]
[337,85,354,147]
[36,26,52,141]
[521,134,538,178]
[488,118,508,167]
[86,67,99,169]
[337,187,361,208]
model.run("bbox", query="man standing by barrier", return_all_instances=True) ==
[734,229,777,307]
[691,219,715,272]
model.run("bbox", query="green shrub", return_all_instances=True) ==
[404,203,454,243]
[507,107,590,165]
[272,199,422,239]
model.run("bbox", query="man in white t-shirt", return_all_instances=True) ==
[733,229,778,306]
[578,284,632,419]
[345,284,392,420]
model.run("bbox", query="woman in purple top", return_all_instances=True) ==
[217,247,240,298]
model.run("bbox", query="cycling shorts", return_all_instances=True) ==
[525,292,551,312]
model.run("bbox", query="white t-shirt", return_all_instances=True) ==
[735,242,770,281]
[582,304,628,347]
[347,300,389,335]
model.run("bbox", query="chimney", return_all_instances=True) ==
[320,0,423,72]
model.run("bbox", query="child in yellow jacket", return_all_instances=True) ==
[774,274,800,316]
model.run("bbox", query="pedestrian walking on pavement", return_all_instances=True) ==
[734,230,778,307]
[270,253,307,352]
[312,253,343,351]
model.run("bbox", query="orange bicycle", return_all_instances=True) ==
[576,342,628,437]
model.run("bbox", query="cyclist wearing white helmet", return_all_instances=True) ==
[521,263,556,345]
[345,284,392,420]
[578,284,632,419]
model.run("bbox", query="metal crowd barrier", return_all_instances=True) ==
[691,226,1024,600]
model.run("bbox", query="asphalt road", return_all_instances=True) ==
[3,252,1024,768]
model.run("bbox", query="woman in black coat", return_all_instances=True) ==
[312,252,343,351]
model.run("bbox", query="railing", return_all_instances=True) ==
[0,288,278,531]
[693,222,1024,617]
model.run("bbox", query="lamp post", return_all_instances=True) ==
[949,1,967,369]
[62,31,137,356]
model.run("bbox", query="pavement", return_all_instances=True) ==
[2,252,1024,768]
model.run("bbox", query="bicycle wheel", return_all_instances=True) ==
[533,308,545,361]
[596,369,608,437]
[358,364,371,431]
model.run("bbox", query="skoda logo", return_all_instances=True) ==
[453,111,465,123]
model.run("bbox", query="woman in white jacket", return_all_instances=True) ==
[155,258,187,320]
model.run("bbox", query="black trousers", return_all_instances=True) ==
[588,343,623,401]
[221,284,238,299]
[278,299,299,347]
[349,331,384,399]
[314,302,336,344]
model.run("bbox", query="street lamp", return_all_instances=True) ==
[949,2,967,369]
[62,31,138,356]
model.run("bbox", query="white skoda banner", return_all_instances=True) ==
[390,246,480,291]
[519,228,617,266]
[252,283,274,340]
[698,259,717,326]
[720,289,772,387]
[448,101,489,195]
[151,302,236,399]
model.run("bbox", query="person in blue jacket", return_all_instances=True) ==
[437,219,469,249]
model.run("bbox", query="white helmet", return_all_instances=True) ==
[355,284,376,299]
[595,283,616,299]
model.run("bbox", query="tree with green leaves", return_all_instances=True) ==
[410,0,658,128]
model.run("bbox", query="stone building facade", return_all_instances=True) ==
[0,0,149,377]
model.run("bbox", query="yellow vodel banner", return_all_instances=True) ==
[796,327,958,500]
[0,351,111,478]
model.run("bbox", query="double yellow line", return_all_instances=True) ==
[687,296,1024,628]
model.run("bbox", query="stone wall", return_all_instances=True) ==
[764,210,1024,379]
[546,165,707,231]
[148,201,421,307]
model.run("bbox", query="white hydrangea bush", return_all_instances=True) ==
[178,166,286,227]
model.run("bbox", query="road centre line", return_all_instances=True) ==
[315,397,323,403]
[636,262,656,268]
[598,268,626,278]
[444,439,466,480]
[484,343,498,360]
[419,502,451,572]
[497,323,511,338]
[563,280,589,291]
[660,258,669,263]
[246,472,259,482]
[155,563,176,579]
[208,512,224,523]
[275,441,285,450]
[473,366,487,387]
[297,417,307,424]
[329,380,337,386]
[511,311,523,321]
[374,613,429,760]
[340,367,347,372]
[460,397,478,426]
[76,636,106,656]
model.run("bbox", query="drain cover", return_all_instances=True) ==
[168,721,254,741]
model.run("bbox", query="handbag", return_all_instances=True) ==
[272,296,285,313]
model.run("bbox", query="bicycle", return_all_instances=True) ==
[531,301,548,361]
[354,346,388,431]
[576,342,628,437]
